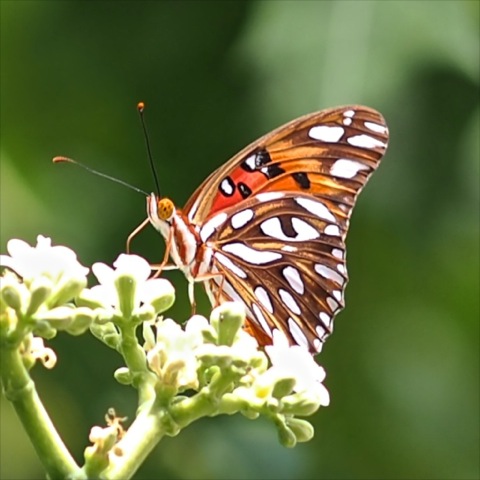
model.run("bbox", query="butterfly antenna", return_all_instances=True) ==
[137,102,161,197]
[52,156,149,196]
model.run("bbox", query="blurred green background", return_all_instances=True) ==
[1,1,478,479]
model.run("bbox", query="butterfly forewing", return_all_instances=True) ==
[185,105,388,353]
[185,106,387,224]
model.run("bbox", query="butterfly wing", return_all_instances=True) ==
[184,105,388,225]
[185,106,389,352]
[201,192,348,353]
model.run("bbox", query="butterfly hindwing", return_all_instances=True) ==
[199,192,348,353]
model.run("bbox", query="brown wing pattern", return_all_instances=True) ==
[188,106,389,352]
[185,106,388,225]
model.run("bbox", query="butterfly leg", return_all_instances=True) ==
[195,271,226,307]
[149,228,178,278]
[126,217,150,253]
[188,281,196,315]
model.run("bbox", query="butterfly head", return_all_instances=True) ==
[147,193,176,236]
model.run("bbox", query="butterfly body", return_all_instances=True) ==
[146,106,389,353]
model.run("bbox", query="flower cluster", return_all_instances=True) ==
[0,236,91,368]
[1,236,330,448]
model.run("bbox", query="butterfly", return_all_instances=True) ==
[145,105,389,354]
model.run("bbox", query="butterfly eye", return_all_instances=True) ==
[157,198,175,221]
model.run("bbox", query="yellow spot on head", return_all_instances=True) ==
[157,198,175,221]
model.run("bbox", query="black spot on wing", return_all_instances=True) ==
[292,172,310,189]
[256,149,271,167]
[241,149,272,172]
[238,182,252,199]
[262,163,285,179]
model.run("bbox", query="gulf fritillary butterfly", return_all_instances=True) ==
[143,105,389,354]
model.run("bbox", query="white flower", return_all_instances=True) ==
[0,235,89,283]
[265,330,330,406]
[1,236,88,310]
[146,318,203,390]
[85,254,174,316]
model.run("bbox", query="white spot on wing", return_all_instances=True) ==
[252,303,272,336]
[255,192,284,202]
[319,312,330,326]
[364,121,387,134]
[332,248,344,259]
[279,288,301,315]
[231,209,254,230]
[295,197,336,222]
[337,264,346,274]
[288,318,309,349]
[330,159,369,179]
[313,338,323,352]
[244,154,257,170]
[316,324,327,338]
[347,134,386,149]
[222,243,282,264]
[261,217,319,242]
[220,178,233,196]
[291,218,320,240]
[324,224,341,236]
[200,212,228,242]
[260,218,286,241]
[309,125,344,143]
[215,252,248,279]
[254,286,274,313]
[327,297,339,311]
[315,264,344,285]
[283,266,305,294]
[343,110,354,126]
[333,290,342,302]
[282,245,297,252]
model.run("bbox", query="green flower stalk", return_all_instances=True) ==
[1,236,330,479]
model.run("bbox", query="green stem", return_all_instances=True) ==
[0,345,80,478]
[101,410,164,479]
[117,324,155,406]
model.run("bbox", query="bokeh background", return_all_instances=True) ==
[1,1,478,479]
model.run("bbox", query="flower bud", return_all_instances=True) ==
[90,322,120,349]
[115,274,136,318]
[33,320,57,339]
[114,367,133,385]
[26,277,52,315]
[1,284,24,312]
[76,289,106,309]
[285,418,314,443]
[210,302,245,346]
[271,377,296,399]
[49,276,87,307]
[281,393,322,416]
[36,306,75,329]
[141,279,175,314]
[66,307,95,335]
[134,304,156,323]
[277,423,297,448]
